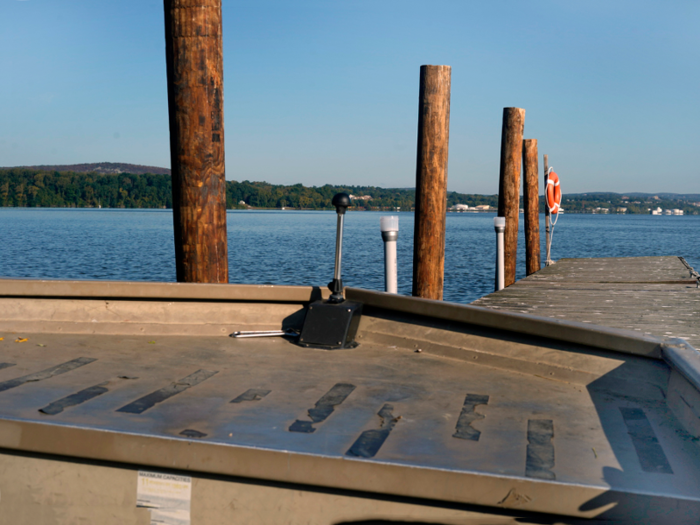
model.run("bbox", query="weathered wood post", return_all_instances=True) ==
[544,154,551,266]
[497,108,525,287]
[164,0,229,283]
[412,65,451,300]
[522,139,541,275]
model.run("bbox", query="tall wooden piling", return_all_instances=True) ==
[522,139,541,275]
[412,65,451,300]
[164,0,229,283]
[497,108,525,287]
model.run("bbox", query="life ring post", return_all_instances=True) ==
[543,155,558,266]
[497,107,526,287]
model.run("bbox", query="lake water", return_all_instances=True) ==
[1,209,698,304]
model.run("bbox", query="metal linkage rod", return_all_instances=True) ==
[328,193,350,303]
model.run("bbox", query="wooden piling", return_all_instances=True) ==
[412,65,451,300]
[164,0,229,283]
[522,139,541,275]
[497,108,525,287]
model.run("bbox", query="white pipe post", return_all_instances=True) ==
[380,216,399,294]
[494,216,506,291]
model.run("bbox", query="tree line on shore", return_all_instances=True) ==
[0,167,697,214]
[0,168,497,210]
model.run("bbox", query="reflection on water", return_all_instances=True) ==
[1,209,699,304]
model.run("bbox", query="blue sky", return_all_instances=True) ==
[1,0,698,194]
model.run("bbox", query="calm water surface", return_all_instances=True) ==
[1,209,698,303]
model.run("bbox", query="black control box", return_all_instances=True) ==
[298,300,363,350]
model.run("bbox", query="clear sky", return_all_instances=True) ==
[1,0,698,194]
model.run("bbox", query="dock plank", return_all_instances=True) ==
[473,256,700,347]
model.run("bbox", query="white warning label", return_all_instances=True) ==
[137,471,192,525]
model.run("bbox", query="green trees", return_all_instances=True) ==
[0,168,497,211]
[5,168,693,214]
[0,169,172,208]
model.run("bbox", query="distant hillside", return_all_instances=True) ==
[0,165,698,214]
[3,162,171,176]
[0,167,494,210]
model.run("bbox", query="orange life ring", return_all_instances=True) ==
[546,171,562,214]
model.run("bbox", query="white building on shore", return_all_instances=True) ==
[449,204,494,212]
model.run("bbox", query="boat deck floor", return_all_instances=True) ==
[0,328,699,516]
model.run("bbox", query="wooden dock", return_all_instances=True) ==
[473,256,700,348]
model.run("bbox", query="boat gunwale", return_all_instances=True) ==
[347,287,700,393]
[0,278,329,303]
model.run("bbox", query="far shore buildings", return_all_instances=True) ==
[650,207,683,215]
[449,204,493,212]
